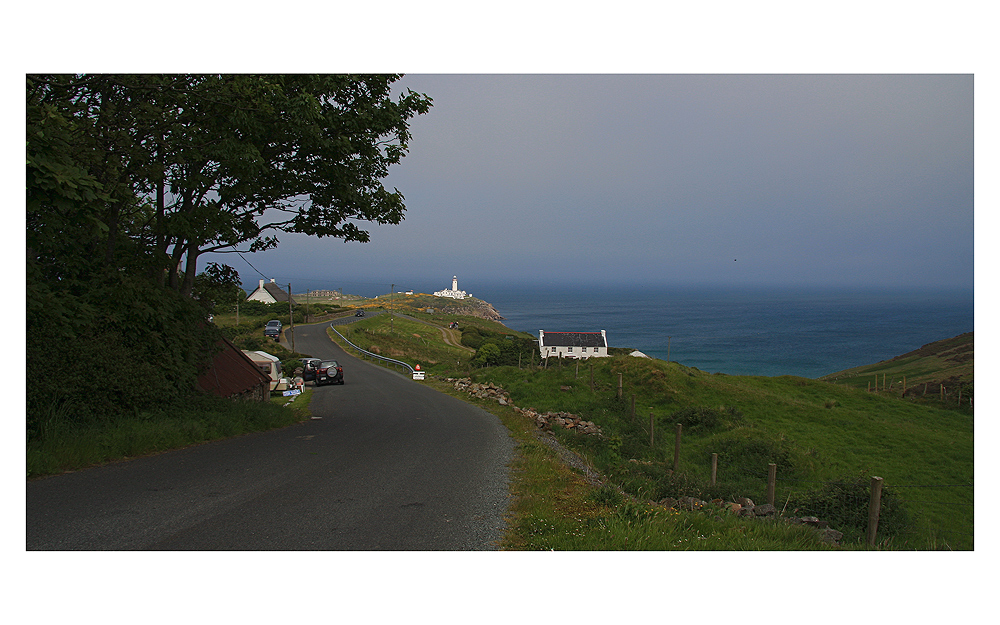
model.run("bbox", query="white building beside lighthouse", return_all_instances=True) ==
[433,276,469,300]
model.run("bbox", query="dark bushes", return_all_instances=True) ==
[788,473,912,542]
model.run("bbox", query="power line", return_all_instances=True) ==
[236,252,269,280]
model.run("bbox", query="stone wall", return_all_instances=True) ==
[448,378,603,436]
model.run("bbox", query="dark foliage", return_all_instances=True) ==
[788,473,912,542]
[667,405,745,434]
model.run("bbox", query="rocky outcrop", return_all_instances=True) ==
[437,298,504,321]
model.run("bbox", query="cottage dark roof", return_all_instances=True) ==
[541,331,606,348]
[263,283,297,304]
[197,337,271,398]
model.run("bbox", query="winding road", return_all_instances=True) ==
[26,321,515,550]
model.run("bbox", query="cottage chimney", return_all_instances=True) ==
[259,279,265,288]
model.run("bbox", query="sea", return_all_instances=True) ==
[469,283,975,379]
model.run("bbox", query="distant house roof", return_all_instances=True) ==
[540,331,607,348]
[263,282,296,304]
[197,337,271,399]
[247,279,297,305]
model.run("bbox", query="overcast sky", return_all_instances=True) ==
[226,74,973,296]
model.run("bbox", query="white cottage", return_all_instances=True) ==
[538,330,609,359]
[247,279,297,305]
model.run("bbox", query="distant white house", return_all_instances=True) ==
[247,279,297,305]
[539,330,609,359]
[434,276,469,300]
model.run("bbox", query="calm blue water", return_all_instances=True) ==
[471,284,974,378]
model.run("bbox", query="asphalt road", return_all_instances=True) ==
[26,321,515,550]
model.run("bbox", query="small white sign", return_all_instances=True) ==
[412,371,425,380]
[282,389,302,397]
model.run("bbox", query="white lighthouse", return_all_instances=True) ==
[434,275,469,300]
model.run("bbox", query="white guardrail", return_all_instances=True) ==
[329,324,416,375]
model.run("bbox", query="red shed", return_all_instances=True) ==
[197,336,272,401]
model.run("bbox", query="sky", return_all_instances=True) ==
[223,73,974,297]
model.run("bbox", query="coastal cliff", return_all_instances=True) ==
[436,297,504,321]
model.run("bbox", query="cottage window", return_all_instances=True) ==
[567,347,573,352]
[581,347,587,353]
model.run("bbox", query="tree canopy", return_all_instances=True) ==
[27,74,432,295]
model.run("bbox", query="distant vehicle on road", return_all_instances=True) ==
[355,310,365,317]
[315,360,344,386]
[264,319,282,340]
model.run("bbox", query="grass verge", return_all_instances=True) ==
[27,388,313,479]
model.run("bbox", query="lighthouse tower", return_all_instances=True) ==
[433,275,468,300]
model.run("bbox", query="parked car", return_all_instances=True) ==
[314,359,344,386]
[264,319,282,340]
[298,358,322,382]
[355,310,365,317]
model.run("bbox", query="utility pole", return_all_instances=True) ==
[288,283,295,352]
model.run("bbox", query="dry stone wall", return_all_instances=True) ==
[447,378,603,436]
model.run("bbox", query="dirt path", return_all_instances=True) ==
[397,313,475,353]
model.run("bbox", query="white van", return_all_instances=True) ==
[241,350,290,392]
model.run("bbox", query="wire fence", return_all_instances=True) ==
[685,446,974,550]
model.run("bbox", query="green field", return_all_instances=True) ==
[332,311,973,550]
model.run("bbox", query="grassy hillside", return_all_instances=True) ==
[337,312,973,550]
[820,332,973,404]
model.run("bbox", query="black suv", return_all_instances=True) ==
[315,360,344,386]
[264,319,281,340]
[355,310,365,317]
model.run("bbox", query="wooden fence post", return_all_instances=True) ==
[867,476,884,547]
[617,372,623,399]
[673,423,682,473]
[711,453,718,486]
[767,463,776,506]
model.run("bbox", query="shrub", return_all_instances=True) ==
[461,328,484,349]
[473,343,501,367]
[788,473,912,543]
[668,406,744,433]
[711,428,796,474]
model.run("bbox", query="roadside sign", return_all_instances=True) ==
[412,371,425,380]
[282,389,302,397]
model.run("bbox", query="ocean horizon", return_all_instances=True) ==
[468,283,974,379]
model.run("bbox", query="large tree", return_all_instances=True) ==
[27,74,432,295]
